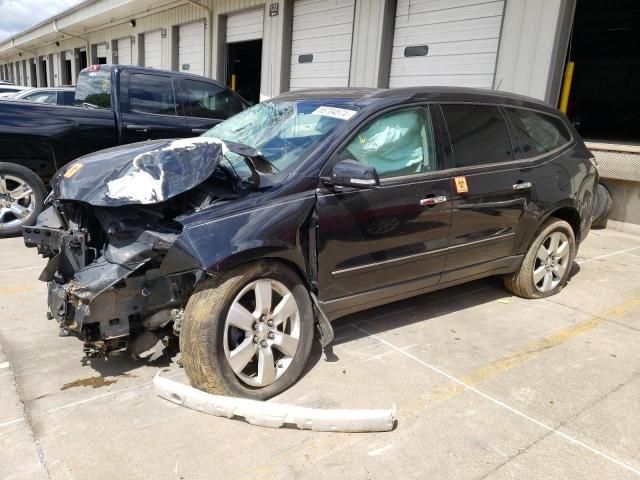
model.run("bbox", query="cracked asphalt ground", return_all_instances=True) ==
[1,227,639,480]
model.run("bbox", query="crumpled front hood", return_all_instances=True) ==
[51,137,228,207]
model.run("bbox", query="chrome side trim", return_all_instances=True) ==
[332,232,515,277]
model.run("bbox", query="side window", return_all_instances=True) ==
[504,108,571,158]
[129,73,177,115]
[26,92,57,103]
[442,104,513,168]
[61,91,75,105]
[181,79,245,120]
[337,107,435,179]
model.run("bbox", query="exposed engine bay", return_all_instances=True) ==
[23,137,277,360]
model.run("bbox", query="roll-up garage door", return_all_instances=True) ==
[96,44,107,63]
[144,31,162,69]
[226,8,264,43]
[117,37,132,65]
[289,0,355,90]
[178,20,205,76]
[389,0,505,88]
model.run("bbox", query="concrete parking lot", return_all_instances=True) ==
[1,227,639,480]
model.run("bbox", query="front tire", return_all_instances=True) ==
[180,261,314,400]
[504,218,576,299]
[0,163,46,238]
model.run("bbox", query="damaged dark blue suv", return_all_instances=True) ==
[24,87,597,398]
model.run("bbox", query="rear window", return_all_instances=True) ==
[74,70,112,109]
[504,108,571,158]
[442,104,514,168]
[129,73,177,115]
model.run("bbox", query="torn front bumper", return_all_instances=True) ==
[154,372,397,432]
[24,208,196,356]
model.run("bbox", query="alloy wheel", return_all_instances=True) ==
[223,278,301,387]
[533,231,571,292]
[0,174,36,231]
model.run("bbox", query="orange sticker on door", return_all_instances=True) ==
[454,176,469,194]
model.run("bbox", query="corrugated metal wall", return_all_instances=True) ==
[0,0,570,98]
[494,0,563,100]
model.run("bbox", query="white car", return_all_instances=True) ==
[1,87,75,105]
[0,85,27,98]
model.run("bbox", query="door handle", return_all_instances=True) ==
[126,124,151,133]
[191,128,208,134]
[513,181,532,190]
[420,195,447,207]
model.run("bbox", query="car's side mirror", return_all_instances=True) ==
[323,159,380,189]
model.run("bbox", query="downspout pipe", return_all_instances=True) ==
[183,0,213,78]
[53,19,90,61]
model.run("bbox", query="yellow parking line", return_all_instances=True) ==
[0,285,37,296]
[402,297,640,416]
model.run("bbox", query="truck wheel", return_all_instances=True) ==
[0,163,46,238]
[504,218,576,299]
[180,261,314,400]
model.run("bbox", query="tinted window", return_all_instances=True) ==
[129,73,177,115]
[442,104,513,167]
[505,108,571,158]
[338,107,435,179]
[61,91,75,105]
[182,79,245,119]
[24,92,57,103]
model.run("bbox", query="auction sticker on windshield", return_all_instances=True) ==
[312,106,357,120]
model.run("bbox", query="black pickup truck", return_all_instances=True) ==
[0,64,247,236]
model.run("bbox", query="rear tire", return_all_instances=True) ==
[591,183,613,229]
[504,218,576,299]
[180,261,314,400]
[0,163,46,238]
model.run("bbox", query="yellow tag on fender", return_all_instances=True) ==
[64,163,83,178]
[454,176,469,194]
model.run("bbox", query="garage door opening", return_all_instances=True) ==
[63,52,72,85]
[29,61,37,86]
[96,44,108,65]
[226,39,261,105]
[79,49,87,70]
[39,57,48,87]
[563,0,639,142]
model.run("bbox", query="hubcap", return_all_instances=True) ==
[533,231,571,292]
[223,278,301,388]
[0,174,36,230]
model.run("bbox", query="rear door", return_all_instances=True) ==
[440,103,530,282]
[316,105,453,312]
[119,70,190,143]
[178,77,247,135]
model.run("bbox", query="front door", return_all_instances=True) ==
[316,106,452,316]
[439,104,531,282]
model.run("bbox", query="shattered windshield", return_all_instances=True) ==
[203,100,359,176]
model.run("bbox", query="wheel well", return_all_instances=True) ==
[549,207,581,242]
